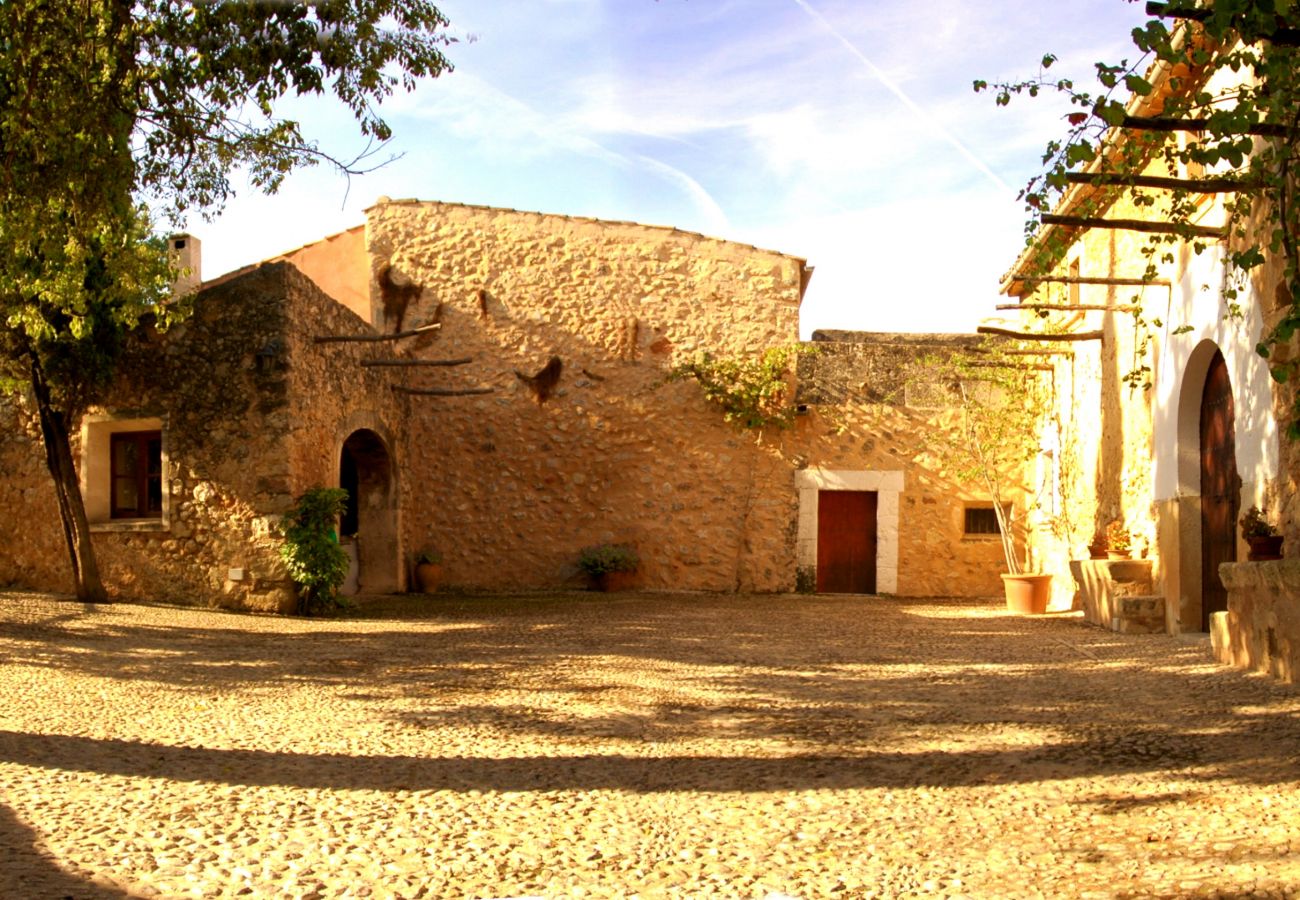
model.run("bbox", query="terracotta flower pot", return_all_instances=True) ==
[1088,543,1108,560]
[1247,535,1284,561]
[1106,549,1132,560]
[1001,572,1052,615]
[414,562,443,593]
[588,570,637,592]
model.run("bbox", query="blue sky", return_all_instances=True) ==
[193,0,1154,336]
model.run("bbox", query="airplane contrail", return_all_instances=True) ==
[790,0,1013,194]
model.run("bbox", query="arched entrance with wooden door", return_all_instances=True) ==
[339,428,400,594]
[1199,349,1239,631]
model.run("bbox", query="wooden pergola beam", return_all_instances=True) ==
[1040,214,1226,239]
[966,361,1055,372]
[1064,171,1255,193]
[391,385,495,397]
[1015,274,1170,287]
[360,357,472,368]
[1121,114,1291,138]
[1145,2,1300,45]
[314,323,441,344]
[996,303,1139,312]
[977,326,1105,342]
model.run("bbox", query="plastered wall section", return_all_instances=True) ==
[365,200,805,592]
[1014,191,1167,610]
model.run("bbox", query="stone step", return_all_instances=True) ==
[1113,594,1165,634]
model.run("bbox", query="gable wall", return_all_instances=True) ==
[364,200,807,591]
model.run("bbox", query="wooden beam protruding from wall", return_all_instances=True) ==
[391,385,495,397]
[360,357,473,368]
[314,323,441,344]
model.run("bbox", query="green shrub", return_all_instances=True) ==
[279,487,350,616]
[577,543,640,577]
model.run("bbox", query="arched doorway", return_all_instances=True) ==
[339,429,400,594]
[1199,349,1239,631]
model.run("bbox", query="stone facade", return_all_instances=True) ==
[0,200,1016,607]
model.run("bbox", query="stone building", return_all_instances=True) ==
[0,199,1021,610]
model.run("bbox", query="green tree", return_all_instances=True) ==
[976,1,1300,425]
[0,0,453,601]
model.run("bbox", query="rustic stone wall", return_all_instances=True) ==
[363,200,807,592]
[0,264,349,611]
[0,398,67,591]
[85,264,304,609]
[279,264,408,594]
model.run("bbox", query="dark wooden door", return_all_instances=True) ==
[1200,350,1238,631]
[817,490,877,593]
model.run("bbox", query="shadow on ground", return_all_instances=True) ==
[2,590,1299,795]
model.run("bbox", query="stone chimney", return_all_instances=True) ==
[169,233,202,295]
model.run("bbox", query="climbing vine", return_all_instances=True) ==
[669,344,811,432]
[977,1,1300,429]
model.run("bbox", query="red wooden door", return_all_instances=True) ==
[817,490,878,593]
[1200,350,1238,631]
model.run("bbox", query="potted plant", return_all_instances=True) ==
[1104,521,1132,560]
[279,487,351,616]
[1087,528,1108,560]
[1240,506,1284,561]
[413,550,443,593]
[577,543,640,592]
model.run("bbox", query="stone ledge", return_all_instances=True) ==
[1069,559,1162,633]
[1214,560,1300,683]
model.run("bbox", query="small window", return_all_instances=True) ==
[110,431,163,519]
[964,506,1002,536]
[1068,258,1081,307]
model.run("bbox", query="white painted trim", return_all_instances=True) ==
[1153,245,1277,501]
[795,468,904,593]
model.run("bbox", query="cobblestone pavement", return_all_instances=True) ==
[1,590,1299,900]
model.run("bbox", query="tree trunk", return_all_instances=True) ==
[27,352,107,603]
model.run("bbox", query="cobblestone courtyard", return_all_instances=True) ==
[1,590,1299,899]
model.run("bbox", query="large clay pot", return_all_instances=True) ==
[1001,572,1053,615]
[414,562,443,593]
[1247,535,1284,561]
[589,570,637,592]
